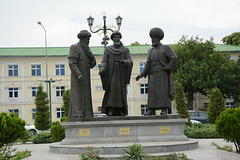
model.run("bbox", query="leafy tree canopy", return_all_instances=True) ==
[131,41,141,46]
[0,112,26,147]
[172,36,215,109]
[215,108,240,152]
[173,35,240,109]
[222,32,240,46]
[130,41,148,46]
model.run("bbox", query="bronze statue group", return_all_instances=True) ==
[68,27,177,118]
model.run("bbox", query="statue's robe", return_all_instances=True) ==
[141,43,177,109]
[100,44,133,115]
[68,42,96,117]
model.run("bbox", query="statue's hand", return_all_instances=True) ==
[119,60,127,67]
[135,74,143,81]
[162,65,170,71]
[99,68,105,75]
[77,74,84,82]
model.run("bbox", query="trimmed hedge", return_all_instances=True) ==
[32,132,53,144]
[184,123,221,138]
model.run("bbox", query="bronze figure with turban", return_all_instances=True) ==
[136,27,177,115]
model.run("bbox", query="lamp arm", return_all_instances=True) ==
[106,28,114,32]
[89,26,104,33]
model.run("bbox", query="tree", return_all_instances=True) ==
[130,41,141,46]
[62,89,70,117]
[222,32,240,46]
[173,35,240,109]
[205,53,240,107]
[172,36,215,109]
[215,108,240,153]
[174,81,190,125]
[50,117,66,142]
[34,84,50,131]
[207,87,225,124]
[0,112,26,148]
[232,56,240,107]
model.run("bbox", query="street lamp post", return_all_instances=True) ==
[44,78,55,127]
[87,12,123,46]
[37,21,48,94]
[39,78,62,128]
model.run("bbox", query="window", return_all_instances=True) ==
[8,65,18,76]
[57,108,64,118]
[98,106,102,111]
[31,65,41,76]
[56,86,65,97]
[56,64,65,75]
[9,109,19,116]
[203,103,209,108]
[141,105,148,115]
[32,109,36,119]
[226,102,235,108]
[139,62,146,73]
[140,84,148,94]
[32,87,38,97]
[9,88,18,98]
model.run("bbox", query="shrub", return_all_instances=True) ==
[15,149,32,159]
[0,143,31,160]
[174,81,191,126]
[123,143,147,160]
[20,130,29,144]
[32,132,53,144]
[166,153,188,160]
[51,121,65,142]
[207,87,225,124]
[215,107,240,153]
[210,141,233,152]
[149,153,188,160]
[0,112,26,148]
[80,146,100,160]
[184,123,221,138]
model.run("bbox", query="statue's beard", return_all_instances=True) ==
[114,41,121,47]
[152,41,160,47]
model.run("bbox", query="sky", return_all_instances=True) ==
[0,0,240,47]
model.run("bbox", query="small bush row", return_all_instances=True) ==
[32,132,53,144]
[184,123,221,138]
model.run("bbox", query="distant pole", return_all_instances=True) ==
[37,21,48,94]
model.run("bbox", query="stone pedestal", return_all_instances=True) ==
[61,115,188,145]
[49,115,199,155]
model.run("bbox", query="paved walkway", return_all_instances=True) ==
[14,139,240,160]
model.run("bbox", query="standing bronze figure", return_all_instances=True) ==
[68,30,96,117]
[99,31,133,116]
[136,27,177,115]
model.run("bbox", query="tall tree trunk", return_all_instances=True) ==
[187,90,194,110]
